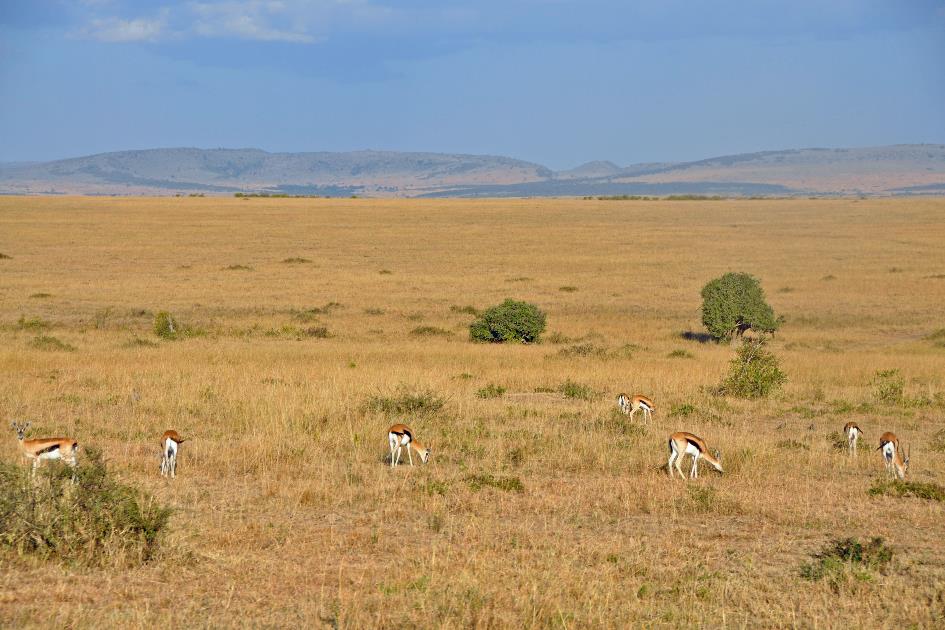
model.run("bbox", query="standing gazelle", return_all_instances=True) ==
[878,431,909,479]
[617,393,655,423]
[843,422,863,457]
[160,430,186,478]
[388,424,430,468]
[10,421,79,478]
[668,431,723,479]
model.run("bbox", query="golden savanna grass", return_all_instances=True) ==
[1,196,945,627]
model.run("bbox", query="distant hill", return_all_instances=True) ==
[1,144,943,197]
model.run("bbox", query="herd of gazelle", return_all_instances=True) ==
[9,421,186,480]
[8,394,912,481]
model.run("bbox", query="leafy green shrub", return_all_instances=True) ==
[717,338,786,398]
[670,403,697,417]
[800,538,893,591]
[464,474,524,493]
[556,343,608,359]
[476,384,507,399]
[365,385,445,416]
[872,369,904,404]
[0,449,172,566]
[868,479,945,501]
[667,349,694,359]
[700,272,779,342]
[469,299,546,344]
[223,264,253,271]
[558,379,596,401]
[29,335,75,352]
[153,312,180,339]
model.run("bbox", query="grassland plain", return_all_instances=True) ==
[1,195,944,628]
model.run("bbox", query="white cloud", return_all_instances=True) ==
[82,15,167,43]
[190,1,318,43]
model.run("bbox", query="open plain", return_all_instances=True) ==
[1,195,944,627]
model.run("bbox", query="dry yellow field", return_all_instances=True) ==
[1,196,944,628]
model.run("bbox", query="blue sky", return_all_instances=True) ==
[1,1,943,169]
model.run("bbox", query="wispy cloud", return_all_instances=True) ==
[191,1,317,44]
[81,14,167,43]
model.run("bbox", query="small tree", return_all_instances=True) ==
[470,299,546,343]
[701,272,778,342]
[718,337,786,398]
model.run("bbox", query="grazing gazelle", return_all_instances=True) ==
[10,421,79,478]
[388,424,431,468]
[160,430,186,478]
[877,431,909,479]
[843,422,863,456]
[667,431,723,479]
[616,393,655,423]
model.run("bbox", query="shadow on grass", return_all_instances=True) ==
[679,331,714,344]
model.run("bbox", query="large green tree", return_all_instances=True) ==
[700,272,778,342]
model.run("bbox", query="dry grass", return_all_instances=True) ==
[1,196,945,627]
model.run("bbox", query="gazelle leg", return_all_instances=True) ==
[31,459,39,478]
[407,447,414,466]
[668,451,677,478]
[629,408,637,422]
[690,454,699,479]
[170,455,176,478]
[675,454,685,479]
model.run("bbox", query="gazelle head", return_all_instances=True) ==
[420,447,431,464]
[10,421,31,440]
[898,444,911,479]
[711,448,724,474]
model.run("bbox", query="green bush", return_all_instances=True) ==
[476,383,507,399]
[469,299,546,343]
[365,385,445,416]
[872,369,904,404]
[700,272,779,342]
[717,338,786,398]
[558,379,596,401]
[800,538,893,591]
[868,479,945,501]
[153,311,180,339]
[464,474,524,493]
[0,449,172,566]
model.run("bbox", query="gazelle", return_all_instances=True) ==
[10,421,79,478]
[667,431,723,479]
[160,429,186,478]
[843,422,863,456]
[388,424,430,468]
[616,393,655,423]
[877,431,909,479]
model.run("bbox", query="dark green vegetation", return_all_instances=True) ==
[800,538,893,592]
[869,479,945,502]
[0,450,172,566]
[469,299,546,343]
[717,338,786,398]
[701,272,779,342]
